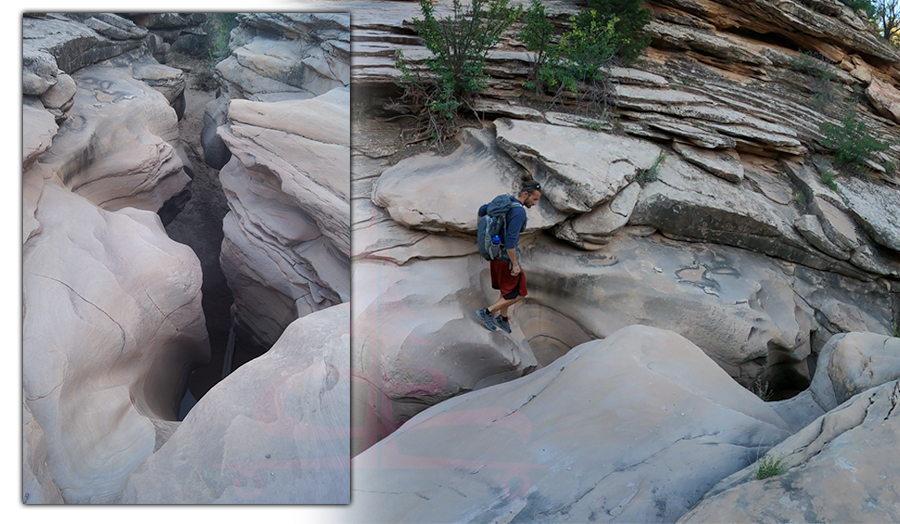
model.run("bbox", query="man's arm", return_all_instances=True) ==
[507,248,520,276]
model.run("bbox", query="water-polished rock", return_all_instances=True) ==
[121,304,350,504]
[343,325,790,523]
[23,183,209,503]
[679,380,900,523]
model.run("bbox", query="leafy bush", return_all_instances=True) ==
[204,13,238,61]
[394,0,520,146]
[636,152,666,185]
[520,0,650,114]
[819,110,893,175]
[789,51,841,110]
[756,453,787,480]
[518,0,555,93]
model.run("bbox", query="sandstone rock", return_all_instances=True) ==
[345,325,790,523]
[809,332,900,411]
[220,87,350,256]
[83,13,149,40]
[630,154,871,280]
[38,72,76,119]
[201,96,231,169]
[351,253,539,454]
[29,63,189,213]
[674,141,744,182]
[219,157,347,347]
[101,47,186,109]
[353,198,476,264]
[568,181,642,245]
[23,44,59,96]
[217,88,350,347]
[679,380,900,523]
[23,98,58,169]
[866,74,900,124]
[23,183,209,503]
[23,13,142,73]
[495,118,663,213]
[121,304,351,504]
[23,400,63,504]
[793,214,850,260]
[837,176,900,253]
[216,13,350,101]
[372,126,566,234]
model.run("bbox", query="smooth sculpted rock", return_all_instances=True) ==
[121,304,351,504]
[351,254,540,455]
[23,183,209,503]
[809,331,900,411]
[23,400,63,504]
[679,380,900,523]
[345,326,790,523]
[372,126,566,234]
[29,63,190,213]
[218,87,350,347]
[495,118,663,213]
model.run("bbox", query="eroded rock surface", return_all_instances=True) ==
[346,326,790,523]
[121,304,351,504]
[23,184,209,503]
[218,87,350,348]
[679,380,900,523]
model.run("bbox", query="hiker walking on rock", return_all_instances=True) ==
[475,180,542,333]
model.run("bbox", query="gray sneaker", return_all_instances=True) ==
[494,315,511,334]
[476,308,496,331]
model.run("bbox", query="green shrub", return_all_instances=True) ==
[789,51,840,110]
[636,152,666,185]
[204,13,238,61]
[819,110,893,175]
[530,0,650,114]
[756,452,787,480]
[518,0,555,93]
[395,0,520,146]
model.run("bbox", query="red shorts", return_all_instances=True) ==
[490,259,527,299]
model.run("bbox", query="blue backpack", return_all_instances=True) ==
[477,195,522,261]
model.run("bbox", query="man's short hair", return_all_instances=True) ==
[521,180,541,194]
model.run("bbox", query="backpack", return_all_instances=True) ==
[477,194,523,261]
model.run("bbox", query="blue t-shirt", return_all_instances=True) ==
[478,195,527,249]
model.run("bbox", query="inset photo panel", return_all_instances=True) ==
[22,11,350,504]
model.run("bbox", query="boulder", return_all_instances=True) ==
[345,326,790,523]
[678,380,900,523]
[372,126,566,234]
[495,118,663,213]
[23,44,59,96]
[121,304,351,504]
[201,96,231,169]
[836,175,900,253]
[809,331,900,411]
[23,183,209,503]
[866,77,900,124]
[38,72,76,119]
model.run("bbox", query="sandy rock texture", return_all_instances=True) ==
[121,304,351,504]
[23,184,209,503]
[218,87,350,348]
[345,326,791,523]
[679,379,900,523]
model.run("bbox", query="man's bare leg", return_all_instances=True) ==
[488,296,522,318]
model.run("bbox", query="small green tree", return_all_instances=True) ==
[819,109,893,175]
[394,0,520,146]
[518,0,555,93]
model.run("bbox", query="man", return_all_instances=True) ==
[475,180,542,333]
